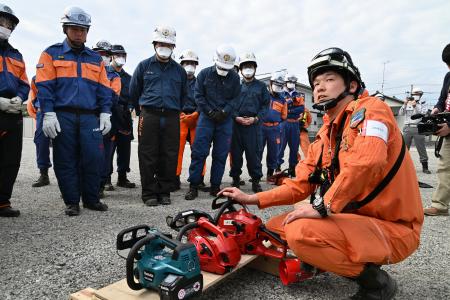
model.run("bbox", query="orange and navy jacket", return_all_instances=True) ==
[0,42,29,100]
[262,93,287,123]
[26,76,38,119]
[35,39,112,114]
[105,65,121,105]
[284,90,305,119]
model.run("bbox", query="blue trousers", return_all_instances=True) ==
[229,122,263,179]
[101,135,114,186]
[262,124,282,170]
[278,121,300,168]
[188,113,232,187]
[110,131,132,175]
[34,111,52,170]
[53,112,103,205]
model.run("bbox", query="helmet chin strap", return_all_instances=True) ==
[312,91,350,111]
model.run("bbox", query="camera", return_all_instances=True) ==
[412,112,450,135]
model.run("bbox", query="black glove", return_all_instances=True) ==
[215,110,228,123]
[207,109,219,120]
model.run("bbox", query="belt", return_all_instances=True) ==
[404,124,417,127]
[183,109,196,114]
[143,106,179,116]
[54,107,98,115]
[263,122,279,127]
[287,118,299,123]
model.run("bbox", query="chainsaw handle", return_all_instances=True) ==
[197,218,227,238]
[259,225,288,247]
[212,198,240,225]
[167,210,214,231]
[176,222,199,241]
[116,224,151,250]
[126,234,157,290]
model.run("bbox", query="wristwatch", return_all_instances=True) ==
[312,196,328,218]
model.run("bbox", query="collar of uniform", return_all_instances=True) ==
[316,100,356,139]
[149,54,175,66]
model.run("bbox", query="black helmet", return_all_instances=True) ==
[442,43,450,65]
[307,47,365,95]
[92,39,112,52]
[110,44,127,55]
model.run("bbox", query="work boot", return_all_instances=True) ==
[232,177,241,188]
[288,166,296,178]
[209,185,221,197]
[185,185,198,200]
[144,198,159,206]
[275,166,281,172]
[65,204,80,216]
[350,264,397,300]
[159,195,171,205]
[422,162,431,174]
[423,207,449,216]
[117,173,136,188]
[32,169,50,187]
[83,201,108,211]
[251,178,263,193]
[0,206,20,217]
[104,178,115,191]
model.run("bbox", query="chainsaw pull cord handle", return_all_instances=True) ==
[126,234,157,290]
[259,225,288,247]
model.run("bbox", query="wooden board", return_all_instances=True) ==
[93,255,257,300]
[247,256,281,277]
[68,287,97,300]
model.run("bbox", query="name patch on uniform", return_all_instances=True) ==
[361,120,389,143]
[36,63,44,68]
[57,55,65,59]
[350,108,366,128]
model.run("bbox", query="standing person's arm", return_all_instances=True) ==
[223,76,241,116]
[129,62,144,115]
[434,72,450,113]
[194,69,213,114]
[180,68,188,111]
[35,51,57,113]
[97,62,113,114]
[255,84,270,123]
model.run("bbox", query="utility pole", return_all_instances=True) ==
[381,60,390,94]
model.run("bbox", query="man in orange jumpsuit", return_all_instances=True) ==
[220,47,423,300]
[298,107,312,159]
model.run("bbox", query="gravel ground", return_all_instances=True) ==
[0,138,449,300]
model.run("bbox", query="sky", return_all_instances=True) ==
[6,0,450,104]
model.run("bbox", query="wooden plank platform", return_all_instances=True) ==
[69,287,97,300]
[89,254,257,300]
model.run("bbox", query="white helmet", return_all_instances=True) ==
[179,49,199,65]
[234,57,240,68]
[239,52,257,68]
[270,71,285,85]
[0,3,19,28]
[152,25,176,45]
[214,44,236,70]
[61,6,91,29]
[412,87,423,96]
[284,73,298,83]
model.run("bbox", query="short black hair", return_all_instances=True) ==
[442,43,450,65]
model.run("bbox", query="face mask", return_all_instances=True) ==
[272,84,283,93]
[241,67,255,79]
[0,26,11,40]
[184,65,196,75]
[156,46,172,59]
[287,82,296,90]
[113,56,126,67]
[216,66,229,77]
[413,95,421,101]
[102,56,111,66]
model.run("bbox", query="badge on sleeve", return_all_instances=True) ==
[36,63,44,68]
[350,108,366,128]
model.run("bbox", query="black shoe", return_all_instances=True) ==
[252,179,263,193]
[0,206,20,217]
[32,169,50,187]
[209,185,221,197]
[104,178,115,191]
[144,198,159,206]
[159,195,171,205]
[198,182,209,192]
[65,204,80,216]
[422,162,431,174]
[350,265,398,300]
[117,175,136,188]
[83,201,108,211]
[232,177,241,188]
[275,166,281,172]
[185,186,198,200]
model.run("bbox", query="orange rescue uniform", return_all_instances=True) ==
[257,96,423,277]
[177,111,205,176]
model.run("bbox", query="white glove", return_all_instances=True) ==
[99,112,112,135]
[43,112,61,139]
[0,96,22,113]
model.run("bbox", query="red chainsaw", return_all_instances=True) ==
[170,210,242,275]
[211,197,287,259]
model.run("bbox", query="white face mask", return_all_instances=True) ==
[156,46,172,59]
[102,56,111,66]
[272,84,283,93]
[113,56,126,67]
[287,82,296,90]
[412,95,421,101]
[184,65,196,75]
[241,67,255,79]
[216,66,229,77]
[0,26,11,40]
